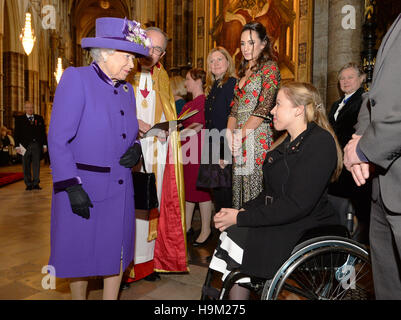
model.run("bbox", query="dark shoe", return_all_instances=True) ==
[33,185,42,190]
[193,232,213,247]
[26,186,33,190]
[144,272,161,282]
[120,282,131,290]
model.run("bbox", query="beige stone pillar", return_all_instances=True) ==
[313,0,329,106]
[327,0,363,109]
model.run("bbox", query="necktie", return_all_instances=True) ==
[334,96,350,121]
[28,116,34,124]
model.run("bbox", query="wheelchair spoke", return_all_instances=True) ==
[270,241,374,300]
[281,282,318,300]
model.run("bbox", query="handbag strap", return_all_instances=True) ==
[140,154,148,174]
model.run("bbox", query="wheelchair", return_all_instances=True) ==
[201,196,374,300]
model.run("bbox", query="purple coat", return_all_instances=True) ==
[48,64,138,278]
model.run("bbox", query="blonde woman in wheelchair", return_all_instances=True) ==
[209,82,343,299]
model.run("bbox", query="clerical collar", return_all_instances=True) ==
[138,62,161,76]
[91,62,126,88]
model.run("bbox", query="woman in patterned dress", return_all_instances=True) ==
[227,22,280,209]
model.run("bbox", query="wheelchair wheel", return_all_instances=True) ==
[262,236,374,300]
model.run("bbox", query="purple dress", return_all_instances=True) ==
[48,64,138,278]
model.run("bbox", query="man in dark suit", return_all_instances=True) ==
[328,63,371,244]
[14,101,47,190]
[344,14,401,299]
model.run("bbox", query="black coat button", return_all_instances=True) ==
[114,90,118,95]
[118,179,124,184]
[122,133,126,139]
[370,99,376,107]
[120,110,125,116]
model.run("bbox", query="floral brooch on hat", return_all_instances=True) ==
[122,18,152,49]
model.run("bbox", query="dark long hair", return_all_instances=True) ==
[238,22,276,78]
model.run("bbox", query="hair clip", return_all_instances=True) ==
[315,103,323,110]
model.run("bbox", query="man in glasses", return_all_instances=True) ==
[122,27,187,287]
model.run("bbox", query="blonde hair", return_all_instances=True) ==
[272,81,343,181]
[205,46,236,95]
[170,75,187,97]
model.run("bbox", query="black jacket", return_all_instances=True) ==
[14,114,47,148]
[205,77,236,160]
[237,123,339,279]
[328,87,365,198]
[328,87,364,149]
[205,77,236,131]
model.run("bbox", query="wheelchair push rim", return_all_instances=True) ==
[262,237,374,300]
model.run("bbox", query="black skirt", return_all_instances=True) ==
[209,225,249,282]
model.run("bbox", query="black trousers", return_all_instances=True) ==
[22,142,41,187]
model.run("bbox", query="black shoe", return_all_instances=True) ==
[26,186,33,190]
[120,282,131,290]
[33,185,42,190]
[144,272,161,282]
[193,232,213,247]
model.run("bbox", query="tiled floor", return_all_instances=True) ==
[0,163,219,300]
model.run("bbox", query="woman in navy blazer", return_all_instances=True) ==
[197,47,236,223]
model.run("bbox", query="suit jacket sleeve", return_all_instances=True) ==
[238,131,337,227]
[358,27,401,170]
[48,67,85,185]
[354,92,370,135]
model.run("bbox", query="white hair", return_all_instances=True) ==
[146,27,169,50]
[89,48,116,63]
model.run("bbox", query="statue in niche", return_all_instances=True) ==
[211,0,281,66]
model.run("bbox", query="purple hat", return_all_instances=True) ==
[81,17,150,57]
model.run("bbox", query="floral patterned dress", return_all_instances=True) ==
[229,61,280,209]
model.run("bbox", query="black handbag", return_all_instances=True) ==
[132,157,159,210]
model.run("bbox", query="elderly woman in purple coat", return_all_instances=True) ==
[47,17,150,300]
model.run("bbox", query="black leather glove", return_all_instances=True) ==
[66,184,93,219]
[119,143,142,168]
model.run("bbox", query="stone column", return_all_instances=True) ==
[313,0,329,106]
[327,0,363,109]
[24,69,40,112]
[3,52,25,129]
